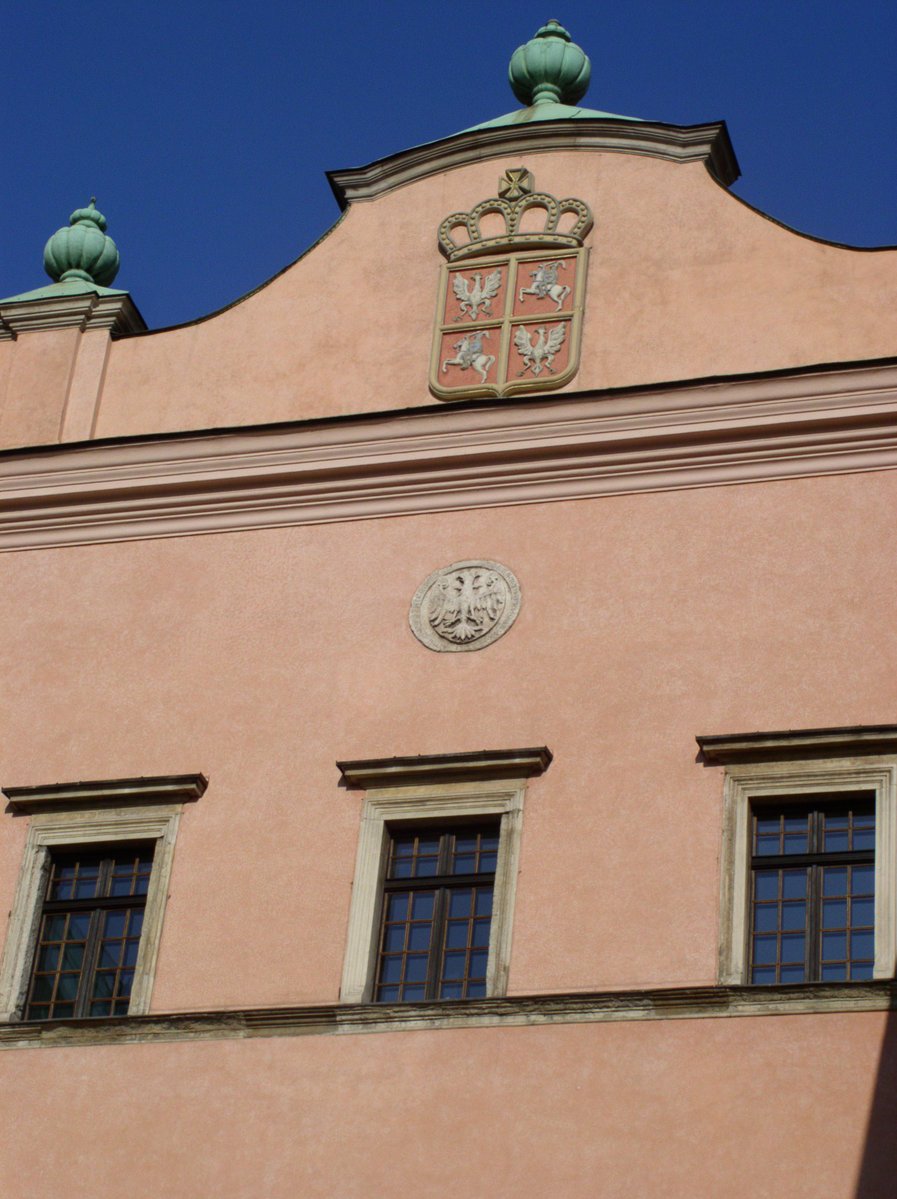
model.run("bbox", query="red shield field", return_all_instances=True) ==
[430,249,587,400]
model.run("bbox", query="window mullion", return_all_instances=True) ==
[426,887,449,1001]
[74,908,104,1019]
[97,855,114,899]
[807,864,821,982]
[436,832,453,876]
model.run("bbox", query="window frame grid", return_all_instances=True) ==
[375,824,499,1002]
[748,798,876,984]
[25,846,155,1020]
[718,759,897,985]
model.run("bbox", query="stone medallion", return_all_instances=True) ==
[409,560,521,652]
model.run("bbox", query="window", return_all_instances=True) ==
[0,774,205,1022]
[698,726,897,986]
[748,796,875,984]
[375,824,498,1002]
[25,846,154,1019]
[337,747,551,1004]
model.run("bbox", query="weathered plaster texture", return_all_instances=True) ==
[0,1014,893,1198]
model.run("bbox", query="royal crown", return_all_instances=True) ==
[438,169,593,262]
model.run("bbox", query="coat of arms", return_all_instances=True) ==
[430,169,592,400]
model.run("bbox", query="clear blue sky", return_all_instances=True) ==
[2,1,895,328]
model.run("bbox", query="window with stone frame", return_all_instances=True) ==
[24,845,155,1020]
[337,748,551,1005]
[0,774,205,1023]
[698,727,897,988]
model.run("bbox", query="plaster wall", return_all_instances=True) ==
[82,148,897,439]
[1,470,895,1010]
[0,1012,894,1197]
[0,328,76,447]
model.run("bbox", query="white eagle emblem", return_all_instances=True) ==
[513,323,567,376]
[452,269,503,321]
[427,567,506,644]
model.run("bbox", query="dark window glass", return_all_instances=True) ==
[25,846,154,1020]
[375,824,499,1002]
[749,797,874,984]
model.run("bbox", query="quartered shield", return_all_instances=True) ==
[430,248,588,400]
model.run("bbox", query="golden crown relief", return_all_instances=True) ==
[438,168,593,261]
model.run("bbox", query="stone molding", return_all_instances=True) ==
[0,980,893,1051]
[3,360,897,552]
[698,725,897,763]
[338,748,552,789]
[0,291,145,340]
[3,773,208,813]
[327,119,740,208]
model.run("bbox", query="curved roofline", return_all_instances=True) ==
[713,172,897,253]
[119,210,348,339]
[327,118,741,206]
[118,119,896,340]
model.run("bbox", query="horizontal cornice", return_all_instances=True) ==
[338,747,553,789]
[2,773,208,813]
[0,980,893,1051]
[3,360,897,552]
[0,291,146,340]
[327,119,739,207]
[697,725,897,764]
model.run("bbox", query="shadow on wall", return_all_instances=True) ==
[854,1008,897,1196]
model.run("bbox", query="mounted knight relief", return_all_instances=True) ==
[429,168,592,401]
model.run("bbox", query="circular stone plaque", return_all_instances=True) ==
[409,560,521,653]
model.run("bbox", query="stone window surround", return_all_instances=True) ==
[698,728,897,986]
[0,774,206,1022]
[337,748,551,1005]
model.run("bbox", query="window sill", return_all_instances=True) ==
[1,980,894,1050]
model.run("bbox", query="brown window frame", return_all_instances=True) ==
[24,844,154,1021]
[748,794,875,985]
[374,822,498,1003]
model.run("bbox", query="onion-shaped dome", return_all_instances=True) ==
[43,199,120,287]
[509,19,591,107]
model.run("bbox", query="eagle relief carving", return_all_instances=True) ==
[452,269,503,321]
[409,560,521,653]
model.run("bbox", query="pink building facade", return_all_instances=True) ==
[0,22,895,1197]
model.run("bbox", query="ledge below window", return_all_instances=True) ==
[1,981,894,1051]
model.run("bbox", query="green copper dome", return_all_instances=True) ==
[43,199,120,287]
[463,19,641,132]
[509,19,590,107]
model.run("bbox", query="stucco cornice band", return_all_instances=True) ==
[327,119,739,207]
[2,774,208,813]
[338,748,553,789]
[3,360,897,551]
[698,725,897,764]
[0,981,893,1051]
[0,292,145,340]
